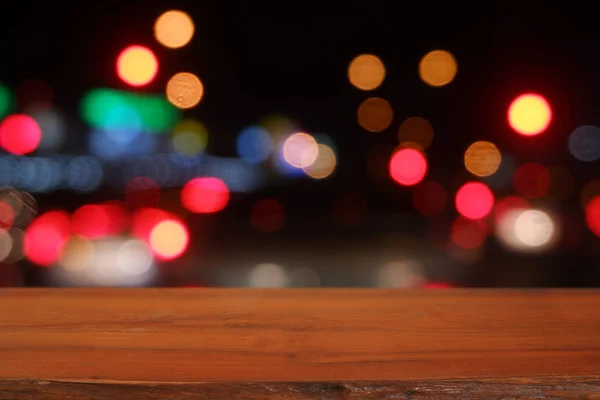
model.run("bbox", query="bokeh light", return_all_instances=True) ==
[149,219,189,260]
[585,196,600,238]
[249,263,288,287]
[24,211,71,266]
[514,162,550,199]
[507,93,552,136]
[171,119,208,156]
[236,126,273,164]
[250,199,285,233]
[0,114,41,155]
[282,132,318,168]
[464,141,501,177]
[397,117,433,150]
[166,72,204,109]
[31,109,66,153]
[357,97,393,132]
[0,83,13,118]
[389,148,427,186]
[412,181,447,216]
[347,54,385,91]
[455,182,494,220]
[116,45,159,87]
[496,208,558,253]
[154,10,195,49]
[303,144,336,179]
[451,217,487,249]
[181,177,230,214]
[569,125,600,162]
[419,50,457,87]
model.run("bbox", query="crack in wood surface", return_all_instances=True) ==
[1,377,599,399]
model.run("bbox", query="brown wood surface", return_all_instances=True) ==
[0,289,599,399]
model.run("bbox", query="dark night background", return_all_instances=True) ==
[0,1,599,287]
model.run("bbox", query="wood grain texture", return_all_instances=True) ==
[0,289,599,399]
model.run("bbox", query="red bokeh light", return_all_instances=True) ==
[389,148,427,186]
[250,199,285,233]
[412,181,447,216]
[494,196,530,222]
[125,176,160,208]
[24,211,71,266]
[0,201,15,230]
[423,282,453,289]
[0,114,41,155]
[455,182,494,220]
[514,163,550,199]
[130,207,170,243]
[451,217,487,249]
[585,196,600,238]
[71,203,128,239]
[181,177,230,214]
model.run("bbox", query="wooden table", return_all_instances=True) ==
[0,289,598,399]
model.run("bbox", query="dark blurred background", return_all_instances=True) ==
[0,1,599,287]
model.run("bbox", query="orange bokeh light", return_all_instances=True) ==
[116,45,159,87]
[149,219,189,260]
[508,93,552,136]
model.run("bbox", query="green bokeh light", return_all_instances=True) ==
[80,88,181,133]
[0,83,14,119]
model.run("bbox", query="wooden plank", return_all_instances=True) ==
[0,289,599,399]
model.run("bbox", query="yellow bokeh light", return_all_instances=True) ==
[303,144,336,179]
[419,50,457,87]
[397,117,433,149]
[116,46,159,87]
[282,133,318,168]
[154,10,195,49]
[357,97,393,132]
[171,119,208,156]
[149,220,188,259]
[166,72,204,109]
[464,141,502,177]
[507,94,552,136]
[348,54,386,91]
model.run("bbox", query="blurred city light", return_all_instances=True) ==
[348,54,386,91]
[508,93,552,136]
[154,10,195,49]
[419,50,457,87]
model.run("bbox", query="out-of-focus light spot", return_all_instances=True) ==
[248,263,288,287]
[412,181,446,216]
[116,45,159,87]
[464,141,501,177]
[31,109,66,153]
[65,156,103,193]
[0,189,37,228]
[303,144,336,179]
[0,229,13,262]
[547,166,574,202]
[0,201,14,230]
[166,72,203,109]
[333,192,367,227]
[507,93,552,136]
[117,239,153,276]
[397,117,433,150]
[80,88,180,134]
[59,236,93,271]
[494,196,530,223]
[130,207,169,243]
[451,217,487,249]
[282,132,318,168]
[483,153,516,189]
[181,177,230,213]
[514,162,550,199]
[250,199,285,233]
[569,125,600,161]
[424,282,453,289]
[357,97,393,133]
[378,260,425,288]
[389,148,427,186]
[455,182,494,220]
[89,128,157,161]
[125,176,160,208]
[585,196,600,238]
[236,126,273,164]
[290,267,320,287]
[0,114,41,155]
[149,219,189,260]
[419,50,457,87]
[581,179,600,209]
[347,54,385,91]
[171,119,208,156]
[71,204,127,240]
[0,83,13,118]
[154,10,194,49]
[16,79,52,112]
[24,211,71,266]
[497,208,558,253]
